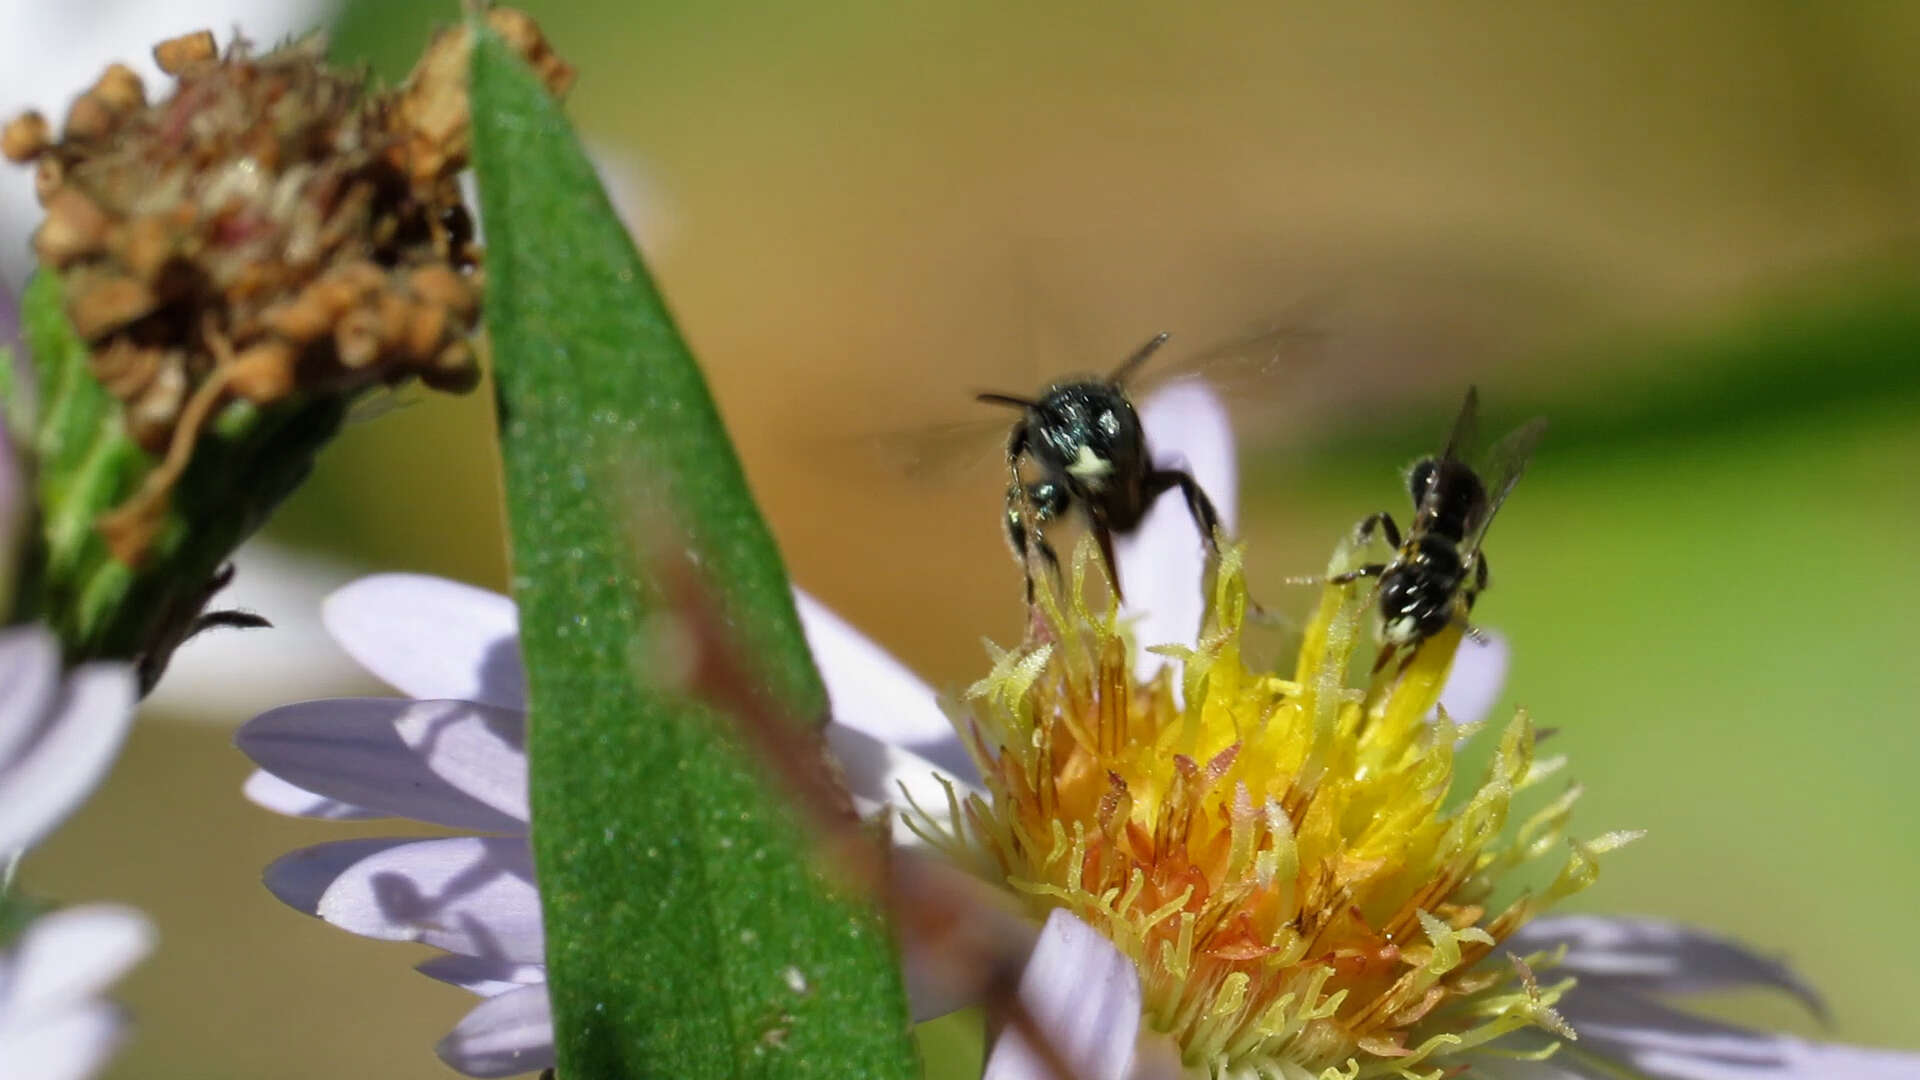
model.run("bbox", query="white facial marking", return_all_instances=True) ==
[1066,444,1113,488]
[1384,616,1419,646]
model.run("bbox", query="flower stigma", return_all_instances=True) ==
[911,537,1641,1080]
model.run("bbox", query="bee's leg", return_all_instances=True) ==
[1373,644,1411,675]
[1026,481,1067,600]
[1091,517,1124,604]
[1001,422,1048,601]
[1328,563,1388,586]
[1146,467,1224,551]
[1002,421,1031,513]
[1354,510,1402,548]
[1459,556,1493,641]
[1007,480,1068,604]
[1004,420,1030,472]
[1002,483,1037,601]
[1285,512,1400,589]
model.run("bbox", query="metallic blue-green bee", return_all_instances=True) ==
[978,332,1222,604]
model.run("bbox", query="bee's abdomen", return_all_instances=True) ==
[1378,538,1466,645]
[1407,536,1464,585]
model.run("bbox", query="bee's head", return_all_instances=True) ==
[1407,457,1439,507]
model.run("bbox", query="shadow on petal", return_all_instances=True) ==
[1560,986,1920,1080]
[1510,915,1826,1023]
[317,836,543,962]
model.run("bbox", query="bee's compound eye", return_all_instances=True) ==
[1097,409,1119,436]
[1408,460,1437,504]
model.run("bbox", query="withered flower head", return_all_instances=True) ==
[0,10,569,681]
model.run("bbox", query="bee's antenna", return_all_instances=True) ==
[1107,331,1172,385]
[976,392,1039,409]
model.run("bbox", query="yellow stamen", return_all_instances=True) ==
[929,537,1637,1079]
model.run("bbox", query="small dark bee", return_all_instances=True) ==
[1336,387,1546,656]
[976,332,1224,603]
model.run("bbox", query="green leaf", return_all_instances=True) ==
[470,28,916,1080]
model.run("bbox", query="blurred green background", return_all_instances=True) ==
[23,2,1920,1077]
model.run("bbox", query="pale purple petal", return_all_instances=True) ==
[0,625,60,766]
[0,663,137,854]
[435,984,555,1078]
[241,769,380,821]
[1125,1032,1187,1080]
[1562,987,1920,1079]
[824,722,979,847]
[589,139,677,256]
[795,588,959,745]
[0,904,154,1024]
[1117,381,1236,674]
[236,699,526,832]
[896,859,1039,1023]
[308,836,544,963]
[265,837,416,915]
[0,1004,124,1080]
[1509,915,1825,1021]
[392,699,528,823]
[323,575,525,709]
[416,954,546,999]
[1435,629,1509,729]
[983,909,1142,1080]
[0,905,148,1080]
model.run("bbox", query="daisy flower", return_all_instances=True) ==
[231,383,1497,1077]
[236,382,1911,1080]
[954,536,1920,1080]
[0,903,156,1080]
[0,411,141,863]
[233,568,986,1077]
[0,624,140,863]
[1,417,149,1080]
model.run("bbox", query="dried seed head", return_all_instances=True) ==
[228,339,299,403]
[153,30,217,76]
[91,64,147,113]
[1,112,50,163]
[391,9,577,188]
[65,272,157,340]
[33,188,112,266]
[6,9,571,563]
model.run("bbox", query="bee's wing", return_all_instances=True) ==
[1439,386,1481,464]
[1459,415,1548,562]
[1133,321,1327,399]
[1403,388,1486,533]
[852,315,1322,490]
[864,413,1013,483]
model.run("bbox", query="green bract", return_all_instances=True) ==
[8,272,346,682]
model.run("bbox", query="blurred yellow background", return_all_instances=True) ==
[22,2,1920,1077]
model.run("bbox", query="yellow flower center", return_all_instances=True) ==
[915,539,1638,1080]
